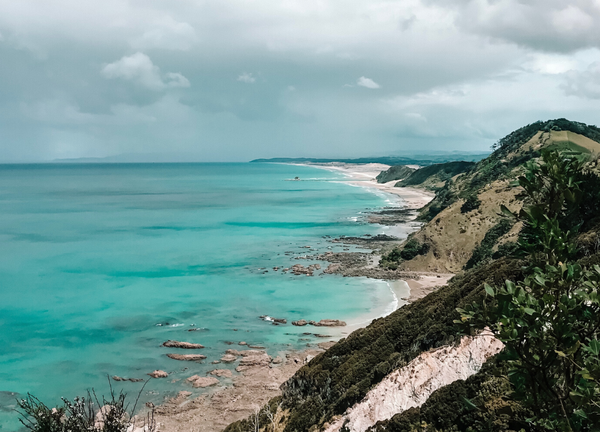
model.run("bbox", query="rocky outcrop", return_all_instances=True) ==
[292,319,308,326]
[209,369,233,378]
[112,376,143,382]
[236,350,272,372]
[220,354,237,363]
[166,353,206,362]
[291,263,321,276]
[323,331,504,432]
[147,370,169,378]
[162,340,205,349]
[310,319,346,327]
[186,375,219,388]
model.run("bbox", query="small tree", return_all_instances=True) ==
[458,151,600,431]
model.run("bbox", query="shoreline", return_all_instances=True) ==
[152,162,451,431]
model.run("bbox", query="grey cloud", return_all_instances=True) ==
[428,0,600,52]
[563,62,600,99]
[0,0,599,163]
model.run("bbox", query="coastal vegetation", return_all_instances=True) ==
[375,165,416,184]
[225,119,600,432]
[395,161,475,191]
[16,385,154,432]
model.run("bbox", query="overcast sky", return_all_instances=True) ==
[1,0,600,162]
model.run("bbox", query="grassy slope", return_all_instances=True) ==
[388,120,600,273]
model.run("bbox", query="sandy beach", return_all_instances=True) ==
[152,162,452,432]
[299,162,435,209]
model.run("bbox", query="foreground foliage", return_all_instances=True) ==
[16,383,154,432]
[460,151,600,431]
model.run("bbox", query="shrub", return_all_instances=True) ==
[16,383,154,432]
[460,193,481,213]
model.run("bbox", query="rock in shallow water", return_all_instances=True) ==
[162,340,205,349]
[220,354,237,363]
[208,369,233,378]
[166,353,206,361]
[186,375,219,388]
[147,370,169,378]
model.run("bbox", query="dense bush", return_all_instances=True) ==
[379,238,430,269]
[460,193,481,213]
[460,151,600,431]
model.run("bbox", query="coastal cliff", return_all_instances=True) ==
[224,118,600,432]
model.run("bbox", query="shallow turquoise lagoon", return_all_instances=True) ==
[0,163,399,430]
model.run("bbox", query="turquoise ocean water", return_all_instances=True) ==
[0,163,401,430]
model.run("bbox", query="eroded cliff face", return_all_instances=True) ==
[323,331,504,432]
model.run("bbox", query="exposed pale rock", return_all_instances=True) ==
[162,340,205,349]
[238,341,247,346]
[209,369,233,378]
[220,354,237,363]
[186,375,219,388]
[147,370,168,378]
[272,356,283,364]
[225,349,241,356]
[323,331,504,432]
[235,351,272,372]
[166,353,206,361]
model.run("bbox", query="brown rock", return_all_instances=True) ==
[271,356,283,364]
[220,354,237,363]
[147,370,169,378]
[310,319,347,327]
[211,360,221,364]
[225,349,241,356]
[314,334,332,338]
[292,319,308,326]
[208,369,233,378]
[249,345,265,349]
[162,340,205,349]
[166,353,206,362]
[235,351,272,372]
[112,376,144,382]
[186,375,219,388]
[273,318,287,324]
[238,341,247,346]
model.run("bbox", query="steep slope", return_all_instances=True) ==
[383,119,600,273]
[375,165,416,183]
[224,258,524,432]
[395,161,475,191]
